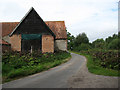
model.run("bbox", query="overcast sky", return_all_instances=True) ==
[0,0,118,42]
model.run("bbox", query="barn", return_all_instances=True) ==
[1,7,67,53]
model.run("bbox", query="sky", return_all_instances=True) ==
[0,0,118,42]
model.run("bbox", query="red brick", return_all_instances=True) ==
[42,35,54,53]
[10,34,21,51]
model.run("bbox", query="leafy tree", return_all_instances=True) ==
[74,33,89,47]
[92,38,105,49]
[67,32,75,50]
[74,43,91,51]
[108,39,120,50]
[105,33,119,50]
[67,31,120,51]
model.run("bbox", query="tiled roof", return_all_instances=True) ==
[1,22,19,37]
[0,39,10,45]
[45,21,67,39]
[1,21,67,39]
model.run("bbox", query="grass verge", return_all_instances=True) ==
[2,51,71,83]
[70,51,119,77]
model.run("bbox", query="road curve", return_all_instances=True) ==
[3,53,85,88]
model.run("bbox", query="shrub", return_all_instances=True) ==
[79,50,119,70]
[108,39,120,50]
[74,43,91,51]
[2,51,71,82]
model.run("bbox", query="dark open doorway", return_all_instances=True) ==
[21,34,42,52]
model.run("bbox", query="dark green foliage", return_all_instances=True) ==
[108,39,120,50]
[92,38,105,49]
[105,33,119,50]
[79,50,119,70]
[74,43,91,51]
[2,51,71,82]
[74,33,89,46]
[68,32,119,51]
[71,51,119,76]
[67,32,75,50]
[69,31,119,75]
[67,32,90,51]
[84,54,119,76]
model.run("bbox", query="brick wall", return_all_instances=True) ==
[10,34,21,51]
[42,35,54,53]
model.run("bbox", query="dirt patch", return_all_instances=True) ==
[68,55,119,88]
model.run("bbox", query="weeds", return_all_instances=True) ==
[2,51,71,83]
[71,50,119,76]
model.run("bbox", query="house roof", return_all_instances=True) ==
[0,39,10,45]
[1,21,67,39]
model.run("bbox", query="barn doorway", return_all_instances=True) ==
[21,34,42,52]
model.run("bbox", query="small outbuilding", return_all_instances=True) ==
[0,39,11,52]
[1,7,67,53]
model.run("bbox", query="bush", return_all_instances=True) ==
[108,39,120,50]
[2,64,14,75]
[78,50,119,70]
[2,51,71,82]
[74,43,91,51]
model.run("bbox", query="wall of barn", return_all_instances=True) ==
[42,35,54,53]
[10,34,21,51]
[55,40,67,51]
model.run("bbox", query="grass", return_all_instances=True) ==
[70,51,119,77]
[2,51,71,83]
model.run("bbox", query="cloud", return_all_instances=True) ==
[0,0,118,42]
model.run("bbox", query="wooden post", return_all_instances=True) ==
[31,45,33,53]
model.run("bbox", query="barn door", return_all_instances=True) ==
[21,34,42,52]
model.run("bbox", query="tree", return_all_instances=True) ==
[74,43,91,51]
[74,33,89,47]
[92,38,105,49]
[67,32,75,50]
[108,39,120,50]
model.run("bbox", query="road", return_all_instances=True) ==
[3,53,85,88]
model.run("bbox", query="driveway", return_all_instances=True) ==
[2,53,119,88]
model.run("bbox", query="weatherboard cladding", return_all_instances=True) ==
[9,8,55,37]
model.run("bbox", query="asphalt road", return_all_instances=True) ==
[2,53,85,88]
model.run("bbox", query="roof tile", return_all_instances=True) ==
[45,21,67,39]
[1,22,19,37]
